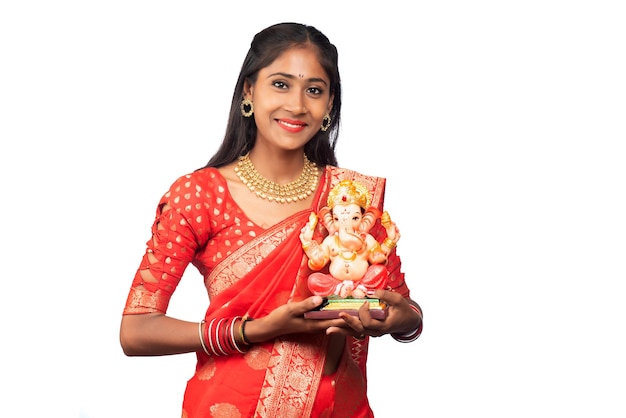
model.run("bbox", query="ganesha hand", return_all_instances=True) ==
[300,212,318,243]
[307,212,318,229]
[386,224,400,243]
[381,211,392,228]
[381,211,400,241]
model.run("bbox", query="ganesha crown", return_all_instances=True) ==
[327,179,371,209]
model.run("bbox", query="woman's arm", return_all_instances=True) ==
[120,313,202,356]
[120,296,350,357]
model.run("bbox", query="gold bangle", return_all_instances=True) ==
[308,258,325,270]
[383,238,396,249]
[239,315,253,345]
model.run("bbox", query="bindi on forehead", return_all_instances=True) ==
[299,73,304,78]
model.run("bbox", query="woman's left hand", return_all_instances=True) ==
[327,289,421,338]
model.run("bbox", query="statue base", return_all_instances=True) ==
[304,297,388,319]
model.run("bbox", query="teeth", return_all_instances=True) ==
[280,120,303,128]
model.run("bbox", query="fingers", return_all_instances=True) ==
[339,310,364,328]
[326,302,372,338]
[356,300,379,330]
[279,296,325,320]
[297,296,324,315]
[368,289,404,306]
[366,289,383,299]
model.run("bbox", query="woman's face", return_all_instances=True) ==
[245,46,333,152]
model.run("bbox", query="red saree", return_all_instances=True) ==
[123,165,411,418]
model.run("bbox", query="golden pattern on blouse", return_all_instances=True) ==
[122,287,168,314]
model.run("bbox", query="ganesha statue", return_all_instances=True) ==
[300,180,400,317]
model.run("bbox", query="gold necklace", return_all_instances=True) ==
[234,153,319,204]
[335,235,359,261]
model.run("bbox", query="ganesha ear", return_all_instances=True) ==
[318,207,336,234]
[360,207,382,232]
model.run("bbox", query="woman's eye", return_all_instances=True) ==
[307,87,322,95]
[273,81,287,89]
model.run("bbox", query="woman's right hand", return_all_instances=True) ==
[244,296,347,343]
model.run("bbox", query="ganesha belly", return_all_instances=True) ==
[299,180,400,319]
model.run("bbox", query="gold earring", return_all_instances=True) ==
[320,113,331,131]
[240,99,254,117]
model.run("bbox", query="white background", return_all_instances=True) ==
[1,1,625,417]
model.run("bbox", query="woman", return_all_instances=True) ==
[120,22,423,418]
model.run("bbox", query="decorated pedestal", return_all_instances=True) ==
[304,296,388,319]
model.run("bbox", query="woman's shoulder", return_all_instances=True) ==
[168,167,226,188]
[160,167,227,204]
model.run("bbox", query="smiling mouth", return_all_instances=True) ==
[278,120,306,129]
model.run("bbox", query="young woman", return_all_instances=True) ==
[120,22,423,418]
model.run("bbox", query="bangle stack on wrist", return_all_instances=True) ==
[199,316,248,356]
[391,305,423,343]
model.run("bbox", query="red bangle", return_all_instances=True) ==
[214,318,229,355]
[205,318,218,355]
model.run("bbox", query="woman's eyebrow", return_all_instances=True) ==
[267,72,328,86]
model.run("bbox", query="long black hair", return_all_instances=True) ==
[201,22,341,169]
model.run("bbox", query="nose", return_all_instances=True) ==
[284,91,307,115]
